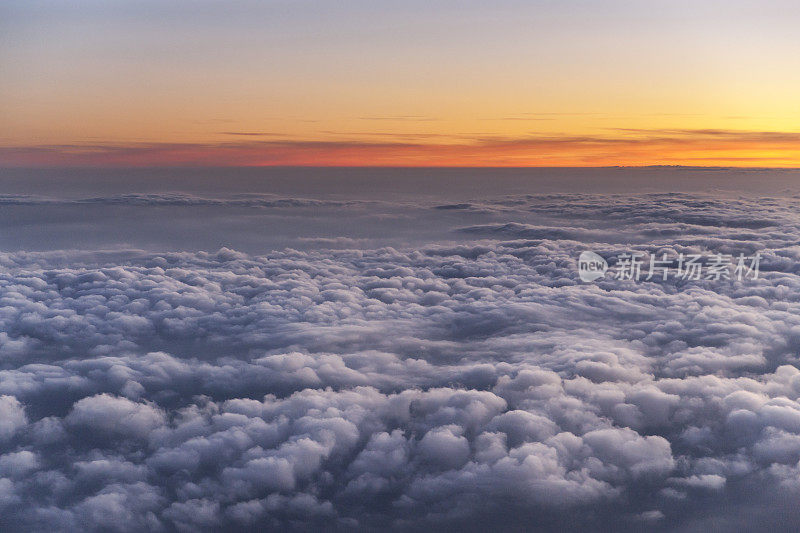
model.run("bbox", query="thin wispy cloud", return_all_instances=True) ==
[356,115,439,122]
[3,129,800,167]
[216,132,286,137]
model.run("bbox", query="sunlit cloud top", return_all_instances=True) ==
[2,0,800,166]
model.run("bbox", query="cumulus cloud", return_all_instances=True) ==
[66,394,165,439]
[2,190,800,530]
[0,396,27,442]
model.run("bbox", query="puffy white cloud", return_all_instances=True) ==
[0,396,27,442]
[416,425,470,469]
[66,394,165,439]
[0,451,39,479]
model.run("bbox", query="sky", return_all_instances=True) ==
[2,0,800,167]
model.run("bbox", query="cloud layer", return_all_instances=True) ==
[2,191,800,530]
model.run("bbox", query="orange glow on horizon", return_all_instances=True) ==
[3,131,800,168]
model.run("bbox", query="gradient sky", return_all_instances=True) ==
[2,0,800,166]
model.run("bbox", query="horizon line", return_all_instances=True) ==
[3,165,800,171]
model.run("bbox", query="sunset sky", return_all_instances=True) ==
[2,0,800,167]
